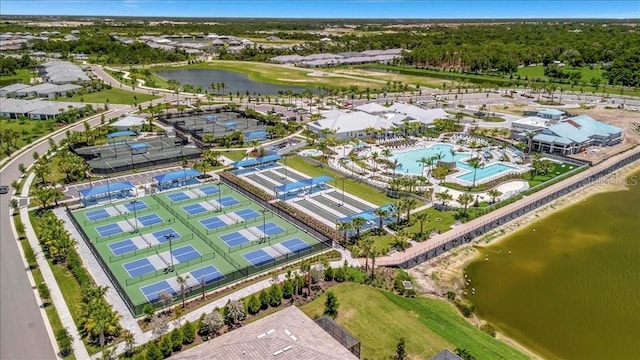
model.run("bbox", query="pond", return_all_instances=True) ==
[155,68,313,96]
[465,171,640,360]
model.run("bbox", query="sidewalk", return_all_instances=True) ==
[20,173,90,360]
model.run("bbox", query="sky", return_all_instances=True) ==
[1,1,639,19]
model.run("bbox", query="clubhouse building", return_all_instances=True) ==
[308,102,449,140]
[511,109,624,155]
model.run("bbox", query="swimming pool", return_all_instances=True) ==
[299,149,323,157]
[391,143,519,183]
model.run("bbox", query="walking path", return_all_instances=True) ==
[20,173,91,360]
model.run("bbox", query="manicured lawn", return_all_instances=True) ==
[0,118,61,160]
[284,155,394,206]
[220,149,248,162]
[0,69,32,86]
[525,162,581,187]
[301,283,529,360]
[60,88,158,105]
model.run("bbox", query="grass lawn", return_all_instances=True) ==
[0,69,32,86]
[284,155,394,206]
[524,162,580,187]
[219,149,248,162]
[301,283,528,360]
[59,88,158,105]
[0,118,62,160]
[516,65,605,82]
[371,208,457,252]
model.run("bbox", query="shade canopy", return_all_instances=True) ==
[153,169,201,183]
[232,154,281,169]
[129,143,148,149]
[106,131,136,138]
[338,204,393,223]
[246,130,268,140]
[275,175,334,193]
[79,181,134,198]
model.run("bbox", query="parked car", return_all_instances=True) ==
[0,185,9,194]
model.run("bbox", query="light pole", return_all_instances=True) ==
[341,176,345,207]
[283,155,288,180]
[130,199,139,233]
[164,233,176,272]
[260,209,268,242]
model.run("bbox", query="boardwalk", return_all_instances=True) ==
[374,146,640,267]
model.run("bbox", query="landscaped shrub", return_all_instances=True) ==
[246,294,261,315]
[181,321,196,344]
[159,335,172,358]
[170,328,183,352]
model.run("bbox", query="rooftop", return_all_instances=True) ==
[169,306,357,360]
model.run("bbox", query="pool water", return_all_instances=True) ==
[391,143,518,183]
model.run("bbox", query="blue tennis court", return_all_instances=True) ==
[140,280,177,302]
[86,209,109,221]
[199,186,219,195]
[220,231,250,247]
[138,213,163,226]
[96,223,123,237]
[167,192,189,202]
[243,249,274,267]
[236,208,260,220]
[172,245,201,263]
[218,196,240,207]
[281,238,311,253]
[153,228,181,243]
[109,239,137,256]
[200,216,226,230]
[190,265,225,284]
[257,222,284,236]
[123,258,156,278]
[182,203,206,215]
[124,200,148,212]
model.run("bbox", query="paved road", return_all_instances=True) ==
[0,86,172,358]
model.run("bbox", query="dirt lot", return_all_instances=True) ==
[566,107,640,163]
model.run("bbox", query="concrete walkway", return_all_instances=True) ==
[20,173,91,360]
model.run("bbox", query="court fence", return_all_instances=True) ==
[83,203,160,226]
[65,206,137,316]
[205,211,274,235]
[187,199,252,220]
[109,233,195,263]
[228,227,299,254]
[315,315,361,359]
[125,252,216,286]
[95,217,175,243]
[67,184,332,317]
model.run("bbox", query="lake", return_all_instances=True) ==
[154,68,312,95]
[465,171,640,360]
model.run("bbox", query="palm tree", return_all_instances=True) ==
[336,220,353,244]
[525,131,536,154]
[391,200,403,224]
[370,151,380,173]
[176,274,191,309]
[417,156,432,177]
[467,157,483,188]
[402,197,419,223]
[435,190,453,206]
[487,189,503,204]
[359,236,374,272]
[372,207,389,231]
[457,193,474,217]
[449,147,457,163]
[414,211,430,237]
[350,216,367,241]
